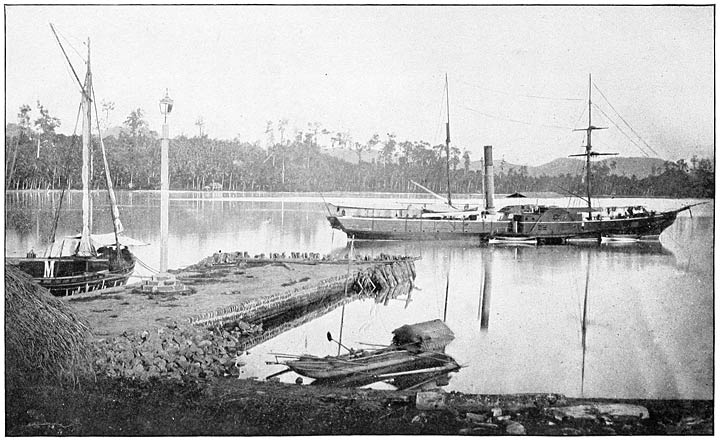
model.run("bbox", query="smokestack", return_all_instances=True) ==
[483,145,495,214]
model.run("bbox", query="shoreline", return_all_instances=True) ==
[6,375,713,436]
[4,253,713,435]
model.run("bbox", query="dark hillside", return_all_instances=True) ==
[470,157,672,179]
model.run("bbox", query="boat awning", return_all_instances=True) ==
[392,319,455,350]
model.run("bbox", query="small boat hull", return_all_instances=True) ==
[8,254,135,297]
[601,234,640,243]
[489,236,538,246]
[275,319,460,388]
[286,348,451,380]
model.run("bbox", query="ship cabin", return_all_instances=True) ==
[498,205,586,223]
[602,205,653,220]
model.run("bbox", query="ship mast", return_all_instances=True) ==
[77,38,95,256]
[445,73,452,208]
[571,74,614,212]
[584,74,594,211]
[52,25,123,257]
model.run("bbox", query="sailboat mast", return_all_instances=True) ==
[585,74,592,211]
[78,38,95,256]
[445,73,452,207]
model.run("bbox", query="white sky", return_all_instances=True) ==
[5,4,714,165]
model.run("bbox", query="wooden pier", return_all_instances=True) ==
[66,253,416,338]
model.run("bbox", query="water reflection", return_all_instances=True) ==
[4,192,713,399]
[479,248,492,331]
[580,251,591,397]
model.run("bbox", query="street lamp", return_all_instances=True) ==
[159,89,173,274]
[159,89,174,123]
[140,90,186,293]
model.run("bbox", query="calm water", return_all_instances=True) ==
[5,191,714,399]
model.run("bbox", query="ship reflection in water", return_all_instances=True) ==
[5,193,712,399]
[344,223,710,399]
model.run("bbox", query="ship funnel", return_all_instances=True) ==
[483,145,495,214]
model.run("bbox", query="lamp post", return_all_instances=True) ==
[159,90,173,274]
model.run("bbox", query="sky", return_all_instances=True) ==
[4,4,714,166]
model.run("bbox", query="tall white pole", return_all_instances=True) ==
[160,119,169,273]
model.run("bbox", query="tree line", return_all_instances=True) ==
[4,104,714,199]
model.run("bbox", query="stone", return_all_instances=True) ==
[472,423,499,430]
[506,422,526,435]
[416,391,446,410]
[551,404,649,422]
[176,356,190,369]
[561,427,582,435]
[465,412,488,424]
[594,404,649,420]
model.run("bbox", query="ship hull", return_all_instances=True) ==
[8,255,135,297]
[328,215,509,241]
[329,209,681,242]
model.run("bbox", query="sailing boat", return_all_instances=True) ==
[491,74,699,244]
[8,26,137,296]
[326,75,502,240]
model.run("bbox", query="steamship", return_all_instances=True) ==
[326,75,695,243]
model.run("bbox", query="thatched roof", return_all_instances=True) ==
[392,319,455,351]
[5,265,93,387]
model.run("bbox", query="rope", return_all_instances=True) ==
[134,256,159,274]
[461,104,575,130]
[459,78,583,101]
[592,105,651,157]
[432,80,448,146]
[592,83,662,158]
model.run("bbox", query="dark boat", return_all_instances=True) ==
[328,75,696,243]
[490,75,698,244]
[7,26,137,296]
[268,319,461,389]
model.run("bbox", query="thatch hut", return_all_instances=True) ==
[5,265,93,388]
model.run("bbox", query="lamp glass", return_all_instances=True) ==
[159,92,174,116]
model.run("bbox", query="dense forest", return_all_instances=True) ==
[4,104,715,198]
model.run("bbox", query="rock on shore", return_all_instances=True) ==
[93,321,262,380]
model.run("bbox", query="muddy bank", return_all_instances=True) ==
[6,376,713,436]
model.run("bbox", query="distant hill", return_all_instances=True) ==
[468,157,669,179]
[322,147,671,178]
